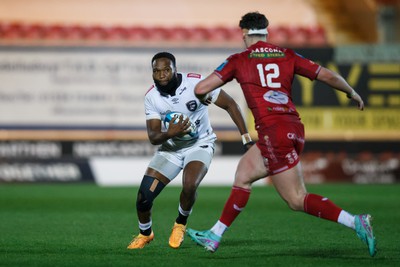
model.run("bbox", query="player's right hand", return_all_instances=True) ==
[197,93,211,106]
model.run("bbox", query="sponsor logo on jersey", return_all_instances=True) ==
[186,100,197,111]
[252,47,284,53]
[249,52,285,58]
[287,133,305,143]
[178,87,187,95]
[263,90,289,104]
[187,73,201,79]
[250,47,285,58]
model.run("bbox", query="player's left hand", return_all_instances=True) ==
[167,115,191,138]
[348,91,364,111]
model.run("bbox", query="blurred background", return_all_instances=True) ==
[0,0,399,185]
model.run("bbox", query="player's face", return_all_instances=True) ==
[152,58,176,86]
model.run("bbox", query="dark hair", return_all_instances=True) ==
[239,12,269,30]
[151,52,176,67]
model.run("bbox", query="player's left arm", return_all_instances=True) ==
[316,67,364,111]
[294,51,364,111]
[214,89,254,150]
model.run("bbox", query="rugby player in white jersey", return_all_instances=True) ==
[127,52,253,250]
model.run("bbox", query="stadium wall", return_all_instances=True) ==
[0,46,399,141]
[0,140,399,185]
[0,45,399,185]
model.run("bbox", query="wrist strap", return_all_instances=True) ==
[347,89,356,98]
[241,133,252,145]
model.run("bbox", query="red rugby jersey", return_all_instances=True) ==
[214,41,321,126]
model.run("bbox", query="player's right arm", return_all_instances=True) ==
[146,117,189,145]
[144,88,189,145]
[194,73,225,103]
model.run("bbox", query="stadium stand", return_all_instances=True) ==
[0,0,338,47]
[1,0,398,47]
[0,22,329,47]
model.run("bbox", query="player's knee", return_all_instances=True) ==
[136,175,165,212]
[233,171,253,189]
[285,195,305,211]
[136,191,152,211]
[287,201,303,211]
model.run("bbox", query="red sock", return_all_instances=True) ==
[303,193,342,222]
[219,186,251,227]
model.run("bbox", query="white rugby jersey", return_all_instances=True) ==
[145,72,221,150]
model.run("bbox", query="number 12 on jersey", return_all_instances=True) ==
[256,63,281,88]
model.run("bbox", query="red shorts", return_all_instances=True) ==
[256,118,305,175]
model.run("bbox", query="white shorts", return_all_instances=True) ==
[148,139,215,180]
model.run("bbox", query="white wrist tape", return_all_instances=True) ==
[241,133,252,145]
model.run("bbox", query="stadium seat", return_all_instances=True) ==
[287,26,309,47]
[106,26,130,40]
[226,27,243,42]
[85,25,109,40]
[20,23,45,39]
[42,24,68,40]
[168,26,191,42]
[125,26,150,41]
[146,26,171,41]
[0,22,24,39]
[207,26,232,42]
[267,26,290,46]
[187,26,212,42]
[62,25,88,40]
[307,25,328,46]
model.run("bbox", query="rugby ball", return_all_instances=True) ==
[164,112,198,141]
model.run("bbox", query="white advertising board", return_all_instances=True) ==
[0,47,247,131]
[90,156,268,186]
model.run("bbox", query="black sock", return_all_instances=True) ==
[140,228,152,236]
[176,212,188,225]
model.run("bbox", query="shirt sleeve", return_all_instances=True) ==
[210,88,221,103]
[293,52,321,80]
[214,55,237,83]
[144,94,161,120]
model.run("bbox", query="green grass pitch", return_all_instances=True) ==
[1,184,399,267]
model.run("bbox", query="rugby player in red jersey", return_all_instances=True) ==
[187,11,376,257]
